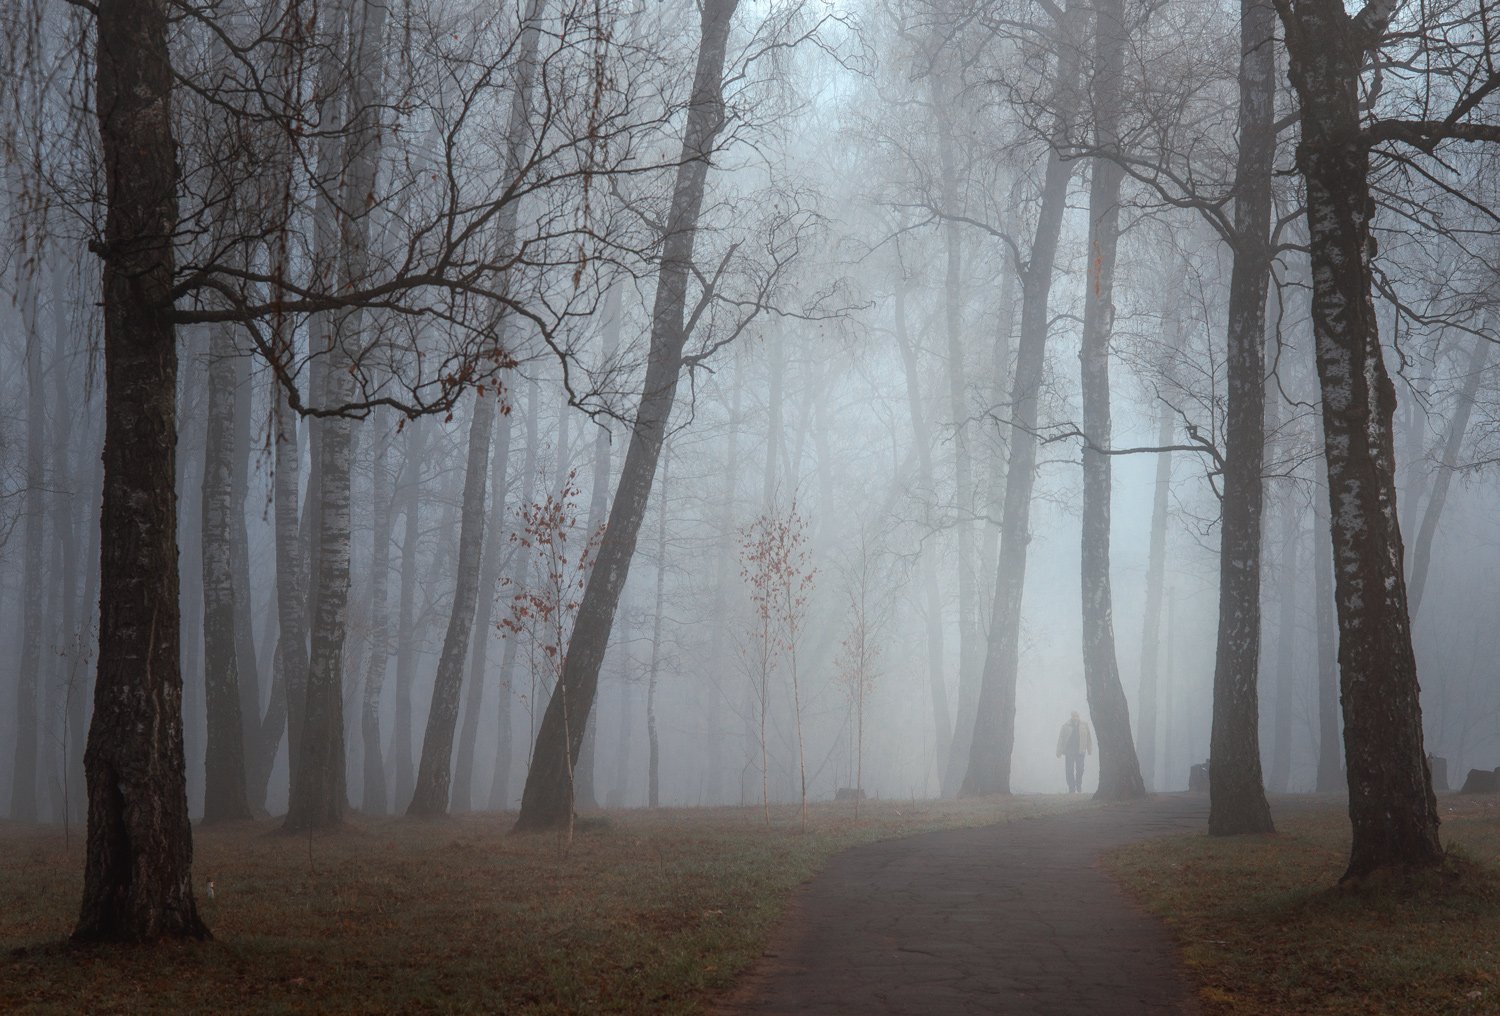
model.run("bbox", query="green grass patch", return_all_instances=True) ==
[2,796,1081,1014]
[1105,795,1500,1016]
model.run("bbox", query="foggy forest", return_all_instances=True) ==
[2,0,1500,1009]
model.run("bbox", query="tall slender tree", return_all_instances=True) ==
[964,0,1084,796]
[515,0,742,831]
[1077,0,1146,801]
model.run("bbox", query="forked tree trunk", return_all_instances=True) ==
[514,0,740,831]
[963,0,1082,796]
[1078,0,1145,802]
[1279,3,1441,877]
[1208,0,1275,837]
[75,0,208,941]
[201,323,252,823]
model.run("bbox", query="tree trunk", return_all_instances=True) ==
[892,276,953,790]
[1207,0,1275,837]
[1280,5,1441,877]
[1313,445,1342,792]
[11,277,45,822]
[229,349,266,806]
[1137,395,1175,792]
[409,0,540,815]
[408,394,497,816]
[489,378,540,810]
[1078,0,1146,802]
[285,0,383,832]
[270,368,305,802]
[284,378,352,831]
[931,69,981,800]
[360,417,395,813]
[575,294,625,810]
[1267,495,1299,794]
[514,0,740,832]
[75,0,209,940]
[646,444,670,809]
[200,323,252,823]
[1407,331,1489,618]
[452,408,514,812]
[962,0,1083,796]
[391,422,425,807]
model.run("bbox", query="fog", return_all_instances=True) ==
[2,0,1498,832]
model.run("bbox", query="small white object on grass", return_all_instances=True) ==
[206,879,216,900]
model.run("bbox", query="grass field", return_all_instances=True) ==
[1106,794,1500,1016]
[1,796,1080,1014]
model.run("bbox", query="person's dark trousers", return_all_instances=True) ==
[1066,753,1085,793]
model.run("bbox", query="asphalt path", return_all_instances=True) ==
[716,794,1210,1016]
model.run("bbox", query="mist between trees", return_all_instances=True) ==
[0,0,1498,940]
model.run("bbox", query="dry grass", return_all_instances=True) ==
[1,795,1081,1014]
[1106,794,1500,1016]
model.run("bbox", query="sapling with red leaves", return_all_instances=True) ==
[739,502,816,830]
[500,470,604,844]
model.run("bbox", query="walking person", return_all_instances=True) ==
[1056,710,1093,793]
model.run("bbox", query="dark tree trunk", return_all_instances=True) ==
[514,0,740,831]
[200,324,252,823]
[1279,3,1441,877]
[963,0,1082,796]
[1078,0,1145,802]
[74,0,208,940]
[1208,0,1275,837]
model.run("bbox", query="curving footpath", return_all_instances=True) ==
[716,794,1210,1016]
